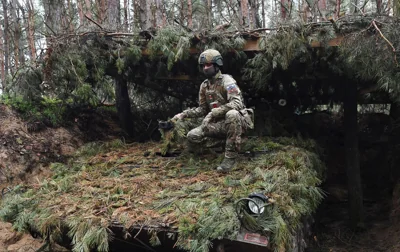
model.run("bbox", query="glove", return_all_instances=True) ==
[172,113,185,121]
[211,108,225,118]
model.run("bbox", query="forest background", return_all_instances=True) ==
[0,0,399,250]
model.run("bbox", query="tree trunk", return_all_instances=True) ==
[139,0,151,30]
[77,0,85,25]
[188,0,193,29]
[11,0,21,69]
[67,0,75,32]
[96,0,106,23]
[241,0,249,26]
[207,0,212,28]
[153,0,164,28]
[107,0,120,29]
[16,1,25,67]
[281,0,288,19]
[2,0,10,88]
[344,80,364,228]
[0,27,5,88]
[115,75,134,138]
[336,0,341,19]
[84,0,92,18]
[25,0,36,62]
[395,0,400,16]
[376,0,382,13]
[124,0,129,31]
[43,0,65,36]
[248,0,256,28]
[261,0,266,27]
[318,0,327,20]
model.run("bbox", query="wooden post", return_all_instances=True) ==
[344,79,364,228]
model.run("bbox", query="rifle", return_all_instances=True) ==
[158,120,174,130]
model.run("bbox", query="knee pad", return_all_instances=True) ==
[187,128,204,143]
[225,110,240,122]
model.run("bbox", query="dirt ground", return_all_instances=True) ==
[1,104,400,252]
[0,104,86,252]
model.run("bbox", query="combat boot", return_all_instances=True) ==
[216,157,236,173]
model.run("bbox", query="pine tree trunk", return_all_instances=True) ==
[16,1,25,67]
[207,0,212,28]
[25,0,36,62]
[0,27,5,87]
[376,0,382,13]
[85,0,92,18]
[107,0,120,29]
[139,0,151,30]
[77,0,85,25]
[248,0,255,28]
[351,0,358,13]
[11,0,20,69]
[154,0,164,28]
[241,0,249,26]
[124,0,128,30]
[96,0,106,23]
[2,0,9,87]
[179,0,184,26]
[188,0,193,29]
[318,0,327,20]
[281,0,287,19]
[261,0,265,27]
[336,0,341,18]
[396,0,400,16]
[344,80,364,228]
[115,75,134,138]
[43,0,65,36]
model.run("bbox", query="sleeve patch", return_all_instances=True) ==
[227,84,239,94]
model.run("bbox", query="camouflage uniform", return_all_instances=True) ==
[176,71,253,158]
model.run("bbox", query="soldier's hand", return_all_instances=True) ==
[211,108,224,118]
[172,113,185,121]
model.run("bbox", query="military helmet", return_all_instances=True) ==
[198,49,223,66]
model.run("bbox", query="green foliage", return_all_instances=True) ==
[0,94,66,126]
[67,218,110,252]
[73,83,99,107]
[0,138,324,252]
[0,94,39,115]
[125,44,142,66]
[116,58,124,74]
[148,26,191,70]
[243,28,311,90]
[338,16,400,98]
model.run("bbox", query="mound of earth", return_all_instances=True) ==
[0,137,325,252]
[0,104,122,252]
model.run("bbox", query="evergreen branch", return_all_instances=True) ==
[352,4,398,66]
[68,56,85,85]
[371,20,398,66]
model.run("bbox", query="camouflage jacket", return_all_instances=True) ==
[182,72,245,119]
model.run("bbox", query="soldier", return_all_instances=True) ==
[171,49,254,172]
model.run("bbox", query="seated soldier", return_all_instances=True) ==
[172,49,253,172]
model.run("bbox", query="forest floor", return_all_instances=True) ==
[0,103,399,252]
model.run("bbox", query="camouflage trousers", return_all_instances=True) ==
[174,110,248,158]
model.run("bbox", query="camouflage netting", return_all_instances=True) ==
[0,137,324,252]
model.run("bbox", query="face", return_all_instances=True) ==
[202,63,213,70]
[202,63,217,78]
